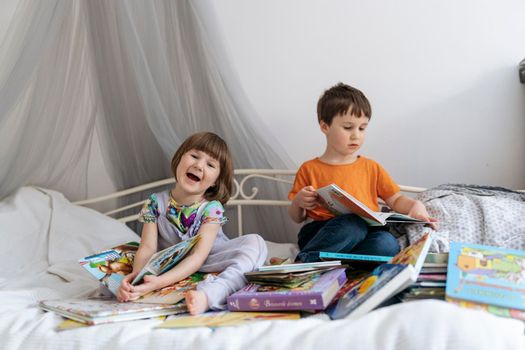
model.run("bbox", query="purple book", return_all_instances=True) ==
[227,268,347,311]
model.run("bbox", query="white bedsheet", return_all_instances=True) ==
[1,187,524,350]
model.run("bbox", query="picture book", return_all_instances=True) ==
[227,268,347,311]
[39,297,186,325]
[319,251,392,269]
[327,233,432,320]
[79,239,210,304]
[157,311,300,329]
[256,260,341,273]
[245,268,327,289]
[445,242,525,311]
[131,234,201,285]
[316,184,432,226]
[446,296,525,322]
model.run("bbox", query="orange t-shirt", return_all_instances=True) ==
[288,156,400,221]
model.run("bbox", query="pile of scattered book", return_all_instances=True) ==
[400,252,448,302]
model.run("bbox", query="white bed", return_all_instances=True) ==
[1,170,524,350]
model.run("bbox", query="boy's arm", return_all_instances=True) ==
[128,223,220,295]
[385,193,438,229]
[288,186,319,223]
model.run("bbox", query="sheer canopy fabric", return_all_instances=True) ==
[0,0,297,242]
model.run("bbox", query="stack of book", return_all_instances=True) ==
[445,242,525,321]
[227,261,348,311]
[400,252,448,302]
[326,232,433,320]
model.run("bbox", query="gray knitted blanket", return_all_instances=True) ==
[394,184,525,253]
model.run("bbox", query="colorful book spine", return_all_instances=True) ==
[319,251,392,263]
[227,268,347,311]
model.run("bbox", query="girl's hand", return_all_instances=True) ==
[293,186,320,210]
[117,271,140,302]
[127,274,165,296]
[408,201,438,230]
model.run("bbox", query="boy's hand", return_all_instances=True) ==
[293,186,320,210]
[408,201,438,230]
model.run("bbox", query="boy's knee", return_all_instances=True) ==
[375,233,400,256]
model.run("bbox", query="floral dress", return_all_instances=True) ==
[137,189,267,310]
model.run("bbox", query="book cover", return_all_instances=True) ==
[445,242,525,311]
[227,268,347,311]
[316,184,430,226]
[446,296,525,322]
[157,311,300,329]
[327,233,432,319]
[79,240,210,304]
[39,298,186,325]
[79,241,139,295]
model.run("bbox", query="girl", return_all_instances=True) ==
[117,132,267,315]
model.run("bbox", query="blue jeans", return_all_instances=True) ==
[295,214,400,263]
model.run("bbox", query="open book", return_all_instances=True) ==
[79,235,203,304]
[131,234,201,285]
[316,184,431,226]
[327,233,432,320]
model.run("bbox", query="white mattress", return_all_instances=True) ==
[0,187,523,350]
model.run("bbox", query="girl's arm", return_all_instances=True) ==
[128,223,220,296]
[117,223,158,301]
[385,193,438,230]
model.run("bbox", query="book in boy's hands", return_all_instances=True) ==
[445,242,525,311]
[316,184,432,226]
[39,297,186,325]
[327,233,432,319]
[227,268,347,311]
[79,237,206,304]
[157,311,301,329]
[131,234,201,285]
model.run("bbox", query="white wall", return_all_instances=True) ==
[209,0,525,189]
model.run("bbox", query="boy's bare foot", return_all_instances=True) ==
[185,290,208,315]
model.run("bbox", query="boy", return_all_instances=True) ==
[288,83,436,263]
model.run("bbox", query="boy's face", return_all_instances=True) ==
[320,111,369,159]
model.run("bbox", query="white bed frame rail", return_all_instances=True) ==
[74,169,426,235]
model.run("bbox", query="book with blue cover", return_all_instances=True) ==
[320,251,392,269]
[445,242,525,311]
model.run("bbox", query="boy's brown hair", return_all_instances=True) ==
[171,132,233,204]
[317,82,372,125]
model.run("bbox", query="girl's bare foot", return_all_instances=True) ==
[185,290,208,315]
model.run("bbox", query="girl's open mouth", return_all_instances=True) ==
[186,173,201,182]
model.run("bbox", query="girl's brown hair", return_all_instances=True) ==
[170,132,233,204]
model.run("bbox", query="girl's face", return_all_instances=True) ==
[175,149,221,198]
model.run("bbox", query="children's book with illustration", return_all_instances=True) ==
[39,297,186,325]
[79,237,207,304]
[256,260,341,273]
[227,268,347,311]
[327,233,432,320]
[320,251,392,269]
[445,242,525,311]
[131,234,201,285]
[245,268,328,289]
[316,184,431,226]
[446,296,525,321]
[157,311,300,329]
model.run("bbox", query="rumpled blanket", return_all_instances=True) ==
[397,184,525,253]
